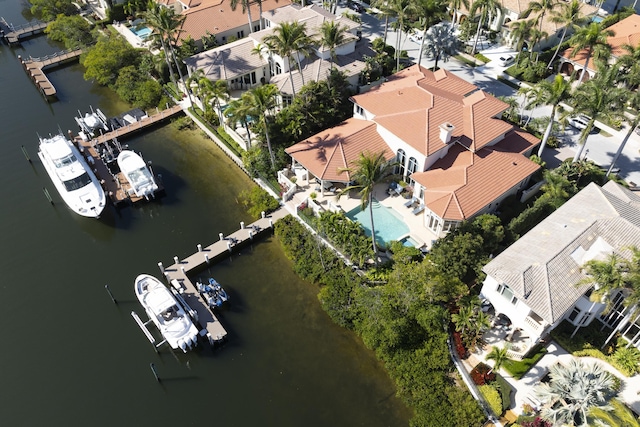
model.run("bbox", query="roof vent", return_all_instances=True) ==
[439,122,455,144]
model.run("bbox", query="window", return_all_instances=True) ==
[243,72,256,85]
[396,149,406,176]
[407,157,418,183]
[568,307,580,322]
[254,25,260,32]
[281,95,293,106]
[497,284,518,305]
[237,30,245,38]
[355,105,364,116]
[275,62,282,75]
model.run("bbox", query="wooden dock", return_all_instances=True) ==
[158,208,289,344]
[1,18,48,45]
[19,50,83,100]
[89,104,184,145]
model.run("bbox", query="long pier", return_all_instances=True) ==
[19,50,83,100]
[88,104,184,145]
[1,18,48,45]
[156,208,289,344]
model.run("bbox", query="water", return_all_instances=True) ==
[346,200,410,244]
[0,5,410,426]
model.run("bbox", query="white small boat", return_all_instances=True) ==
[38,133,106,218]
[117,150,158,199]
[75,107,109,140]
[134,274,199,352]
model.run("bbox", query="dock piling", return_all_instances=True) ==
[21,145,31,162]
[173,256,179,264]
[219,233,224,241]
[104,284,117,304]
[227,241,232,252]
[180,266,186,275]
[150,363,161,382]
[240,221,245,229]
[204,253,209,264]
[249,230,254,240]
[157,262,164,274]
[43,187,53,204]
[261,211,266,219]
[197,244,202,252]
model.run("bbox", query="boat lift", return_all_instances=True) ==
[131,311,167,351]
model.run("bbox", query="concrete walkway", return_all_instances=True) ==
[469,340,640,418]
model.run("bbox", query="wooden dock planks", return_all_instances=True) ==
[19,50,83,100]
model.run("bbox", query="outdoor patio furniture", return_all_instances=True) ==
[412,204,425,215]
[404,197,417,207]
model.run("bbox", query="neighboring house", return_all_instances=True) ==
[454,0,598,51]
[160,0,289,49]
[560,13,640,81]
[285,65,541,237]
[184,4,367,102]
[481,181,640,360]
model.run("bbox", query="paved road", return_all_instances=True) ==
[341,6,640,186]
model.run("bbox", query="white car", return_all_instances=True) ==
[409,31,423,43]
[497,55,514,67]
[568,115,590,130]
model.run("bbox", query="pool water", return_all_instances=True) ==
[132,26,152,39]
[346,200,409,245]
[592,16,604,23]
[400,235,420,248]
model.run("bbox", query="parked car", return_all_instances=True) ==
[568,115,590,130]
[409,31,423,43]
[347,1,366,12]
[497,55,514,67]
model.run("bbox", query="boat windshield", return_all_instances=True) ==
[63,172,93,191]
[54,154,77,168]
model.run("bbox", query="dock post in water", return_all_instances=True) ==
[240,221,245,229]
[21,145,31,162]
[150,363,160,382]
[204,253,209,264]
[173,256,179,265]
[157,262,164,274]
[104,284,117,304]
[219,233,224,241]
[197,244,202,252]
[43,187,53,204]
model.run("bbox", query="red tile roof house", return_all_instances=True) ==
[161,0,290,50]
[559,13,640,82]
[184,4,366,100]
[285,65,541,238]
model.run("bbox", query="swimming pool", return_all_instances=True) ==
[399,235,420,248]
[131,25,152,40]
[591,15,604,23]
[346,200,409,245]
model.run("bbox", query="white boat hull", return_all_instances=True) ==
[134,274,199,352]
[117,150,158,199]
[38,133,106,218]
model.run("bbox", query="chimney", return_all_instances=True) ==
[439,122,455,144]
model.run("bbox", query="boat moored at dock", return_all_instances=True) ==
[134,274,199,353]
[117,150,158,199]
[75,106,109,140]
[38,133,106,218]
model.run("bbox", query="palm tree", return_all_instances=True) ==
[607,90,640,177]
[448,0,469,25]
[372,0,396,44]
[527,74,573,156]
[337,151,395,261]
[568,21,614,83]
[547,0,587,69]
[523,0,559,55]
[535,359,615,426]
[423,23,459,69]
[451,305,474,335]
[263,22,313,97]
[509,18,535,66]
[469,0,502,54]
[411,0,449,66]
[238,84,279,169]
[566,71,626,162]
[317,21,349,71]
[188,70,230,120]
[225,97,253,148]
[540,170,574,206]
[617,42,640,90]
[486,345,509,371]
[390,0,413,71]
[229,0,255,34]
[581,253,627,310]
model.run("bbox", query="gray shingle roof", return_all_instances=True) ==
[483,182,640,324]
[185,38,266,81]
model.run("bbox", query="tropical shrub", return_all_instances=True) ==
[470,362,495,385]
[478,384,502,416]
[453,330,468,359]
[612,346,640,376]
[237,186,279,219]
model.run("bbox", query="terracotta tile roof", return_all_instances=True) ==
[351,65,511,155]
[184,37,265,80]
[284,118,393,182]
[411,143,540,221]
[561,14,640,69]
[178,0,291,43]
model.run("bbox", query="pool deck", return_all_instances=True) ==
[284,176,439,251]
[111,21,153,49]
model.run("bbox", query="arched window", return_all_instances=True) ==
[407,157,418,183]
[396,149,406,176]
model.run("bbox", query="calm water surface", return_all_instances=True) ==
[0,4,410,426]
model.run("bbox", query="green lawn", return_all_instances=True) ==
[502,345,547,379]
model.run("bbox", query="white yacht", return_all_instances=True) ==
[134,274,199,353]
[117,150,158,199]
[38,133,106,218]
